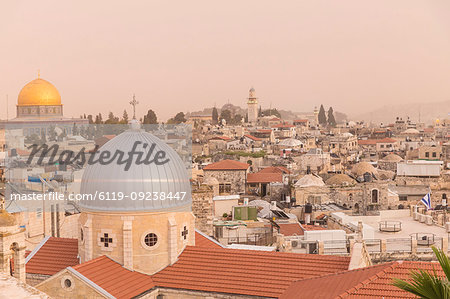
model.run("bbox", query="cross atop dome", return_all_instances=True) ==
[129,94,139,119]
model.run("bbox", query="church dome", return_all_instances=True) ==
[18,78,61,106]
[294,174,325,188]
[0,210,16,227]
[351,162,378,177]
[79,125,192,212]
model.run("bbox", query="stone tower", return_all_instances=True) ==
[0,210,26,282]
[247,87,258,124]
[314,106,319,127]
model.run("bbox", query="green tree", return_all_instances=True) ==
[87,115,94,124]
[105,112,119,124]
[258,106,262,117]
[122,110,129,124]
[48,126,57,141]
[212,107,219,124]
[72,123,79,135]
[262,108,281,118]
[168,112,186,124]
[95,113,103,124]
[393,247,450,299]
[25,134,41,145]
[219,109,232,124]
[143,109,158,124]
[327,107,337,127]
[318,104,327,125]
[40,131,47,144]
[232,114,243,125]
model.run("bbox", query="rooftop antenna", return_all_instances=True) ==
[37,69,40,79]
[129,94,139,120]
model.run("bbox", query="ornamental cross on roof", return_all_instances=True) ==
[129,94,139,119]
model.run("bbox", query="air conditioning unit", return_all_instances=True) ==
[291,240,299,248]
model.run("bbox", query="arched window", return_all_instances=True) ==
[371,189,379,204]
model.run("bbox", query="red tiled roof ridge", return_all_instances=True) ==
[153,246,350,297]
[26,236,79,276]
[203,159,249,170]
[182,246,350,262]
[338,261,402,298]
[73,255,155,299]
[279,261,398,299]
[72,255,110,270]
[290,261,396,287]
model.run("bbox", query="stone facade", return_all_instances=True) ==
[192,186,214,236]
[203,169,247,195]
[36,269,111,299]
[78,208,195,275]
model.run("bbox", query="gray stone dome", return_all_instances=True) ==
[79,125,191,212]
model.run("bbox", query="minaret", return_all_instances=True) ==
[247,87,258,124]
[314,106,319,127]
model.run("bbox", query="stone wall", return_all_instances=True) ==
[26,273,50,286]
[192,186,214,236]
[36,269,106,299]
[156,287,266,299]
[203,170,247,194]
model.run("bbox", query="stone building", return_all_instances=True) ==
[0,210,26,283]
[203,159,249,195]
[378,153,403,172]
[294,174,328,205]
[295,148,331,174]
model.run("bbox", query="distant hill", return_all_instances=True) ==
[351,100,450,125]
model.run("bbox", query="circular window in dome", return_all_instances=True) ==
[144,233,158,247]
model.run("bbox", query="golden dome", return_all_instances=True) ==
[18,77,61,106]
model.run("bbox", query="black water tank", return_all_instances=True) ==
[305,203,313,214]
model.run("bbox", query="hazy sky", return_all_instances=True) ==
[1,1,450,121]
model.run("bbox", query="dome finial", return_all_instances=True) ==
[129,93,139,120]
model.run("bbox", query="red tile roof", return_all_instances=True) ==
[194,230,223,249]
[358,138,397,146]
[358,139,377,145]
[272,123,295,128]
[8,149,31,156]
[259,166,291,174]
[280,262,396,299]
[209,136,232,141]
[247,172,283,183]
[257,129,273,133]
[244,134,261,141]
[152,246,350,298]
[281,260,444,299]
[72,256,155,299]
[203,159,249,171]
[26,237,78,275]
[278,223,304,236]
[294,119,309,123]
